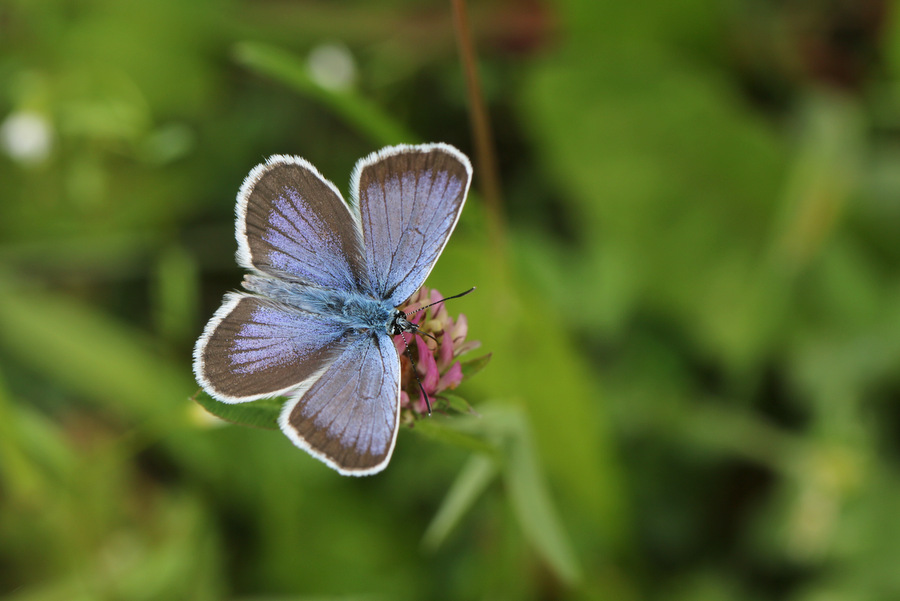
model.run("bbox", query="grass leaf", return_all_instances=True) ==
[233,41,414,146]
[500,407,583,586]
[422,454,499,550]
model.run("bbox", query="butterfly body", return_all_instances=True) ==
[243,274,397,333]
[194,143,472,476]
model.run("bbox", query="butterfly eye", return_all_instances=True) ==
[387,310,412,336]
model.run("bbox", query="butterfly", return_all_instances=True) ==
[193,143,472,475]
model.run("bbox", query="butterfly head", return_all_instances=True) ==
[387,309,417,336]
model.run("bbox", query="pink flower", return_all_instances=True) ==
[392,286,486,420]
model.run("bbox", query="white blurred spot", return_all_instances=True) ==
[0,111,54,164]
[307,43,357,91]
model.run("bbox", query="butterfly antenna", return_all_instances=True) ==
[407,286,476,316]
[419,330,440,344]
[399,330,432,416]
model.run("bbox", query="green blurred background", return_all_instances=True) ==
[2,0,900,599]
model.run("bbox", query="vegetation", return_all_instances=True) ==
[2,1,899,599]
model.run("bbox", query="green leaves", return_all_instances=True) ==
[191,391,282,431]
[233,41,415,147]
[417,405,583,586]
[6,0,900,598]
[194,385,585,584]
[422,454,498,550]
[0,271,192,429]
[458,352,492,380]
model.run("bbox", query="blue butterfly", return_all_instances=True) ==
[193,143,472,475]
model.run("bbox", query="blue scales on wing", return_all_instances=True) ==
[195,155,373,403]
[194,293,350,403]
[351,144,472,306]
[279,332,400,476]
[237,155,368,292]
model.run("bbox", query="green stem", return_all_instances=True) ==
[450,0,507,258]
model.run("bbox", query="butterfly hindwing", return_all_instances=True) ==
[194,293,349,403]
[279,331,400,476]
[351,143,472,305]
[237,155,368,291]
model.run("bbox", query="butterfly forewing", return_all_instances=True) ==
[279,332,400,476]
[351,144,472,306]
[238,155,367,291]
[194,293,349,403]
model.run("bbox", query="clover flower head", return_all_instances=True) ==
[393,286,485,421]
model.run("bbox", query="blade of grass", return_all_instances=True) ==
[0,370,50,502]
[438,405,584,585]
[501,408,583,586]
[422,453,498,550]
[233,41,414,146]
[0,271,193,433]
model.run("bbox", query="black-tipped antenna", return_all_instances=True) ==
[399,330,432,415]
[406,286,476,316]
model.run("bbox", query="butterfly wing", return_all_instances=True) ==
[194,293,350,403]
[237,154,368,291]
[279,331,400,476]
[350,143,472,306]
